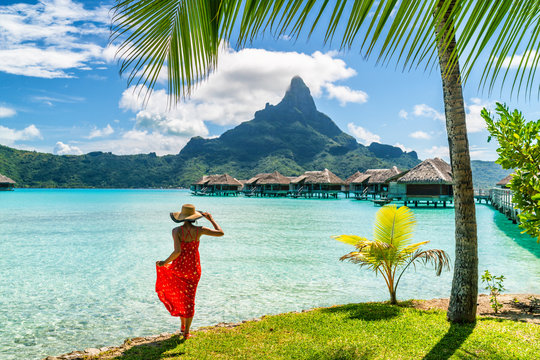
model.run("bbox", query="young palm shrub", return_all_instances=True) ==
[333,205,450,305]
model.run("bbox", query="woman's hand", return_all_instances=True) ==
[201,212,213,220]
[156,260,166,267]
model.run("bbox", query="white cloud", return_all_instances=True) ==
[54,141,82,155]
[0,106,16,118]
[394,143,413,152]
[0,124,42,146]
[409,131,431,140]
[398,109,408,119]
[465,98,492,133]
[0,0,111,78]
[347,123,381,145]
[113,47,370,155]
[120,86,209,137]
[101,44,119,63]
[413,104,445,121]
[87,124,114,139]
[469,145,497,161]
[325,83,368,106]
[502,50,537,69]
[422,145,449,160]
[131,47,367,127]
[76,130,190,156]
[404,99,491,133]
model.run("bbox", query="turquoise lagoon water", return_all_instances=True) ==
[0,189,538,359]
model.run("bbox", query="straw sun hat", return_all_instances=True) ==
[170,204,203,223]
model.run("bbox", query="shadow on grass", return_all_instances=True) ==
[308,346,375,360]
[422,323,476,360]
[320,302,402,321]
[112,335,185,360]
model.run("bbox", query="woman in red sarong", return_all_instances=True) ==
[156,204,224,339]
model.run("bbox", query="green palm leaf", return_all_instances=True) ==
[111,0,540,101]
[332,234,368,247]
[373,205,416,248]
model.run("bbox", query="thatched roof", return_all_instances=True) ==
[194,174,242,186]
[396,158,453,184]
[345,171,363,184]
[362,166,401,184]
[496,174,514,187]
[349,172,371,184]
[245,171,291,185]
[194,175,210,185]
[291,168,345,185]
[0,174,15,184]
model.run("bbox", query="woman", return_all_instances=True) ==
[155,204,224,339]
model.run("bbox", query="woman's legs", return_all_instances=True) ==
[184,317,193,335]
[180,317,186,332]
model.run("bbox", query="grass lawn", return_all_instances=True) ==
[108,302,539,360]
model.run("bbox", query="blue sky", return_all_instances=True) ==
[0,0,538,161]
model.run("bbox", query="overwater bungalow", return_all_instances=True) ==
[365,167,403,198]
[347,167,402,199]
[0,174,15,191]
[191,173,243,196]
[290,169,345,198]
[348,172,372,199]
[388,158,453,207]
[243,171,291,197]
[496,174,514,188]
[343,171,362,198]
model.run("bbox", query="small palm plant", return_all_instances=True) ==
[333,205,450,305]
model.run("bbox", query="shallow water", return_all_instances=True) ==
[0,189,538,359]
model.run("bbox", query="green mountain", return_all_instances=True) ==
[177,76,420,183]
[470,160,513,189]
[0,76,422,188]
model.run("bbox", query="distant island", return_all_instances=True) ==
[0,77,510,189]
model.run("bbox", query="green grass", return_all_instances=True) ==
[113,302,539,360]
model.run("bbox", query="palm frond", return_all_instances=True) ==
[331,234,368,247]
[340,250,382,273]
[411,249,451,276]
[373,205,416,247]
[111,0,241,103]
[111,0,540,102]
[233,0,540,97]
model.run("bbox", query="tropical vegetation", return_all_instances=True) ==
[333,205,449,304]
[481,270,505,314]
[483,103,540,242]
[111,0,540,322]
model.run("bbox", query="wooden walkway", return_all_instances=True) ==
[488,188,519,223]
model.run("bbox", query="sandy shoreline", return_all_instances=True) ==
[44,293,539,360]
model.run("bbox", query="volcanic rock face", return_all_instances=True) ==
[181,76,373,164]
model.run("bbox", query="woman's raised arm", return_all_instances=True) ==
[200,212,224,237]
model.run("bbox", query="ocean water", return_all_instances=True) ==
[0,189,538,360]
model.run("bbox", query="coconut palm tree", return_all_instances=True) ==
[333,205,450,305]
[111,0,540,323]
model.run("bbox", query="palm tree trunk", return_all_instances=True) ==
[390,291,397,305]
[435,0,478,323]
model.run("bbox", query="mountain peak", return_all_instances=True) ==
[279,76,316,112]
